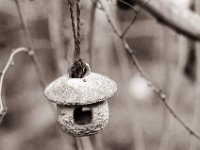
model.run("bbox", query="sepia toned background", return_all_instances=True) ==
[0,0,200,150]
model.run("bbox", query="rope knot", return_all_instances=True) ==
[69,58,88,78]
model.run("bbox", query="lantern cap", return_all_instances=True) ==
[44,71,117,105]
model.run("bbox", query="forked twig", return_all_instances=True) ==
[120,0,150,38]
[0,47,29,122]
[99,0,200,141]
[120,12,138,38]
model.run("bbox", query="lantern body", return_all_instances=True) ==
[57,101,109,136]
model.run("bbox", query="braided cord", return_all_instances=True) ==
[67,0,87,78]
[68,0,81,61]
[75,0,81,60]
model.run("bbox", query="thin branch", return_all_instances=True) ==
[48,0,67,74]
[80,137,94,150]
[92,0,103,10]
[14,0,46,87]
[0,47,29,122]
[74,137,84,150]
[14,2,72,149]
[158,35,189,150]
[111,4,146,150]
[120,0,150,38]
[117,0,138,13]
[99,0,200,142]
[106,0,200,41]
[120,12,138,38]
[88,0,97,65]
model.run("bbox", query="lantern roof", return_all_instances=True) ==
[44,72,117,105]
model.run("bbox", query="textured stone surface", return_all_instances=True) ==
[57,101,109,136]
[44,72,117,105]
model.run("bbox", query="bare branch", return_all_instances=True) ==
[99,0,200,142]
[88,0,97,65]
[48,0,68,75]
[158,35,189,150]
[120,12,138,38]
[135,0,200,41]
[14,0,46,87]
[117,0,138,13]
[120,0,150,38]
[0,47,29,122]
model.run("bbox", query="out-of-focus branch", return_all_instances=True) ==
[189,1,200,150]
[0,47,29,123]
[135,0,200,41]
[120,0,150,38]
[117,0,137,13]
[14,0,46,87]
[99,0,200,142]
[14,2,74,149]
[120,12,138,38]
[48,0,67,75]
[158,36,189,150]
[110,3,146,150]
[88,0,97,65]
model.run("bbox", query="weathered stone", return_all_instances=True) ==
[57,101,109,136]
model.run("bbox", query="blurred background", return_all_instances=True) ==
[0,0,200,150]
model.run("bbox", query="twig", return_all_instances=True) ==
[48,0,67,75]
[80,137,94,150]
[14,0,46,87]
[0,47,29,122]
[120,12,138,38]
[111,3,146,150]
[159,33,189,150]
[14,1,73,149]
[120,0,150,38]
[116,0,137,13]
[99,0,200,141]
[74,137,84,150]
[88,0,97,65]
[105,0,200,41]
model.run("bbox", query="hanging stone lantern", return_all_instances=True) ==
[44,64,117,136]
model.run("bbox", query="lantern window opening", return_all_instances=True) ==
[74,106,93,125]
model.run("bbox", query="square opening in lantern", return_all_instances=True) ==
[74,106,93,125]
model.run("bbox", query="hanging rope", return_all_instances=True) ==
[75,0,81,60]
[67,0,87,78]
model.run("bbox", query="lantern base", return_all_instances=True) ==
[57,101,109,137]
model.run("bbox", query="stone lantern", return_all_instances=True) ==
[44,65,117,136]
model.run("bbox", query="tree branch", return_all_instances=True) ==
[99,0,200,142]
[135,0,200,41]
[120,0,150,38]
[14,0,46,87]
[88,0,97,65]
[0,47,29,123]
[48,0,68,75]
